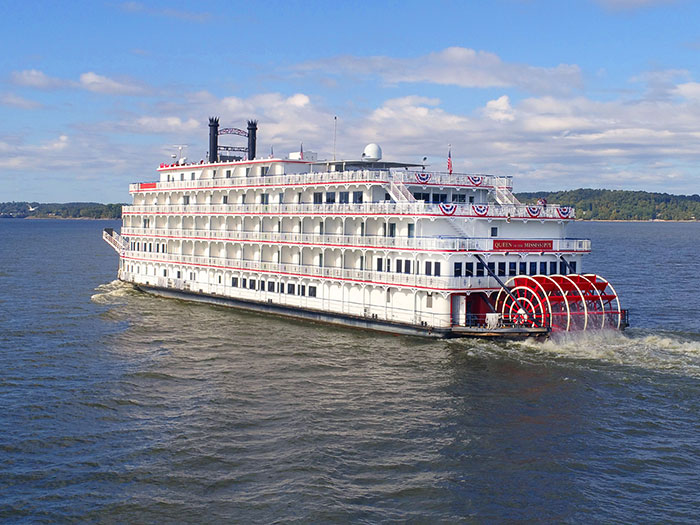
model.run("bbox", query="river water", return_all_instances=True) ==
[1,219,699,522]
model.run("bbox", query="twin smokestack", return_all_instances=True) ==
[208,116,257,163]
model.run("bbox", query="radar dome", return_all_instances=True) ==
[361,143,382,162]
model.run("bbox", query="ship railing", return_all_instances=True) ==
[122,201,575,220]
[121,227,591,253]
[129,169,514,194]
[128,252,499,291]
[102,228,128,254]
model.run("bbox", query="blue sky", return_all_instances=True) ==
[2,0,700,202]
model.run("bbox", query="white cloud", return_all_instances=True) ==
[0,92,42,109]
[484,95,515,122]
[79,72,147,95]
[10,69,66,89]
[295,47,582,95]
[675,82,700,100]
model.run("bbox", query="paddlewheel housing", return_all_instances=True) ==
[494,274,625,332]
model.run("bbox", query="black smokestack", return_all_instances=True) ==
[247,120,257,160]
[208,117,219,163]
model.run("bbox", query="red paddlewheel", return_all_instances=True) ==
[495,273,623,332]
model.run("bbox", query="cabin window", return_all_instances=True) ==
[560,261,568,275]
[183,195,190,205]
[426,293,433,308]
[414,192,430,201]
[249,279,256,289]
[218,275,222,284]
[550,261,558,275]
[519,262,527,275]
[384,192,391,202]
[396,260,403,273]
[287,283,295,294]
[388,223,396,238]
[569,261,577,273]
[232,277,238,287]
[279,282,284,293]
[404,260,411,274]
[385,259,391,272]
[148,243,153,252]
[476,261,485,276]
[434,262,441,277]
[529,262,537,275]
[353,191,363,203]
[242,278,247,288]
[313,192,323,204]
[431,194,447,203]
[143,218,150,228]
[278,193,284,204]
[540,262,548,275]
[454,262,462,277]
[299,285,306,296]
[326,192,335,204]
[241,194,246,204]
[261,166,269,176]
[425,261,432,276]
[180,173,184,181]
[177,271,181,279]
[156,244,159,253]
[225,169,231,178]
[339,191,349,204]
[498,262,506,276]
[491,227,498,237]
[309,286,317,298]
[222,195,228,204]
[376,257,383,272]
[260,194,269,205]
[268,281,275,292]
[407,223,415,238]
[509,262,517,276]
[469,195,475,203]
[465,262,474,277]
[190,272,195,280]
[163,269,168,277]
[453,194,466,203]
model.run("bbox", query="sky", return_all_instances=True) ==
[2,0,700,203]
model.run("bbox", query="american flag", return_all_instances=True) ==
[447,147,452,174]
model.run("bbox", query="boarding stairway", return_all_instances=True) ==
[103,228,128,255]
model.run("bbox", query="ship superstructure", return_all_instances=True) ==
[104,118,626,338]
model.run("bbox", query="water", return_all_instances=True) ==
[1,219,700,522]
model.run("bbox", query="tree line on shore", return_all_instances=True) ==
[2,189,699,220]
[515,189,700,220]
[0,202,123,219]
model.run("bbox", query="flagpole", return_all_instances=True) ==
[333,116,337,161]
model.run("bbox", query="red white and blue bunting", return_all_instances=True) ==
[472,203,489,216]
[439,202,457,216]
[468,176,484,186]
[526,206,542,218]
[557,206,573,219]
[415,172,432,184]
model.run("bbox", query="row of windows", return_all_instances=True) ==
[376,257,442,276]
[454,260,577,278]
[230,277,316,297]
[130,241,167,253]
[413,192,475,204]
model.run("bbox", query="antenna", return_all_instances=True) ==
[333,116,337,161]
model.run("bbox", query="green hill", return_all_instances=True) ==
[515,189,700,221]
[0,202,123,219]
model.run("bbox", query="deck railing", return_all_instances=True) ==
[122,201,574,220]
[129,169,512,194]
[120,227,591,253]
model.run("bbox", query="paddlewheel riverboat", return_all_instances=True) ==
[104,117,628,338]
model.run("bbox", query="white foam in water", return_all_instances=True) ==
[515,329,700,377]
[90,280,135,304]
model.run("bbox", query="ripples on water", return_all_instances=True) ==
[1,220,700,522]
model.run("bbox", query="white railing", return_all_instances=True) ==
[122,252,496,291]
[122,201,575,220]
[130,169,512,194]
[121,227,591,253]
[102,229,128,254]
